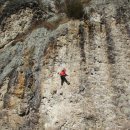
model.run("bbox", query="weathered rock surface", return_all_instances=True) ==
[1,0,130,130]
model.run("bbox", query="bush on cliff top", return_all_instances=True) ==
[65,0,84,19]
[56,0,84,19]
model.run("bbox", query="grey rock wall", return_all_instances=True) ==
[0,0,130,130]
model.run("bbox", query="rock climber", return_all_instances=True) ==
[58,68,70,86]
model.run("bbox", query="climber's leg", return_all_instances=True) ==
[64,77,70,85]
[61,76,64,86]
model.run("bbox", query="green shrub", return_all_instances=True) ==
[65,0,84,19]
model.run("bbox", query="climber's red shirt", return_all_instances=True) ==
[59,70,66,76]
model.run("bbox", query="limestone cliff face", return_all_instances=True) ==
[1,0,130,130]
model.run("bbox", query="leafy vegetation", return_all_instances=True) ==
[65,0,84,19]
[56,0,84,19]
